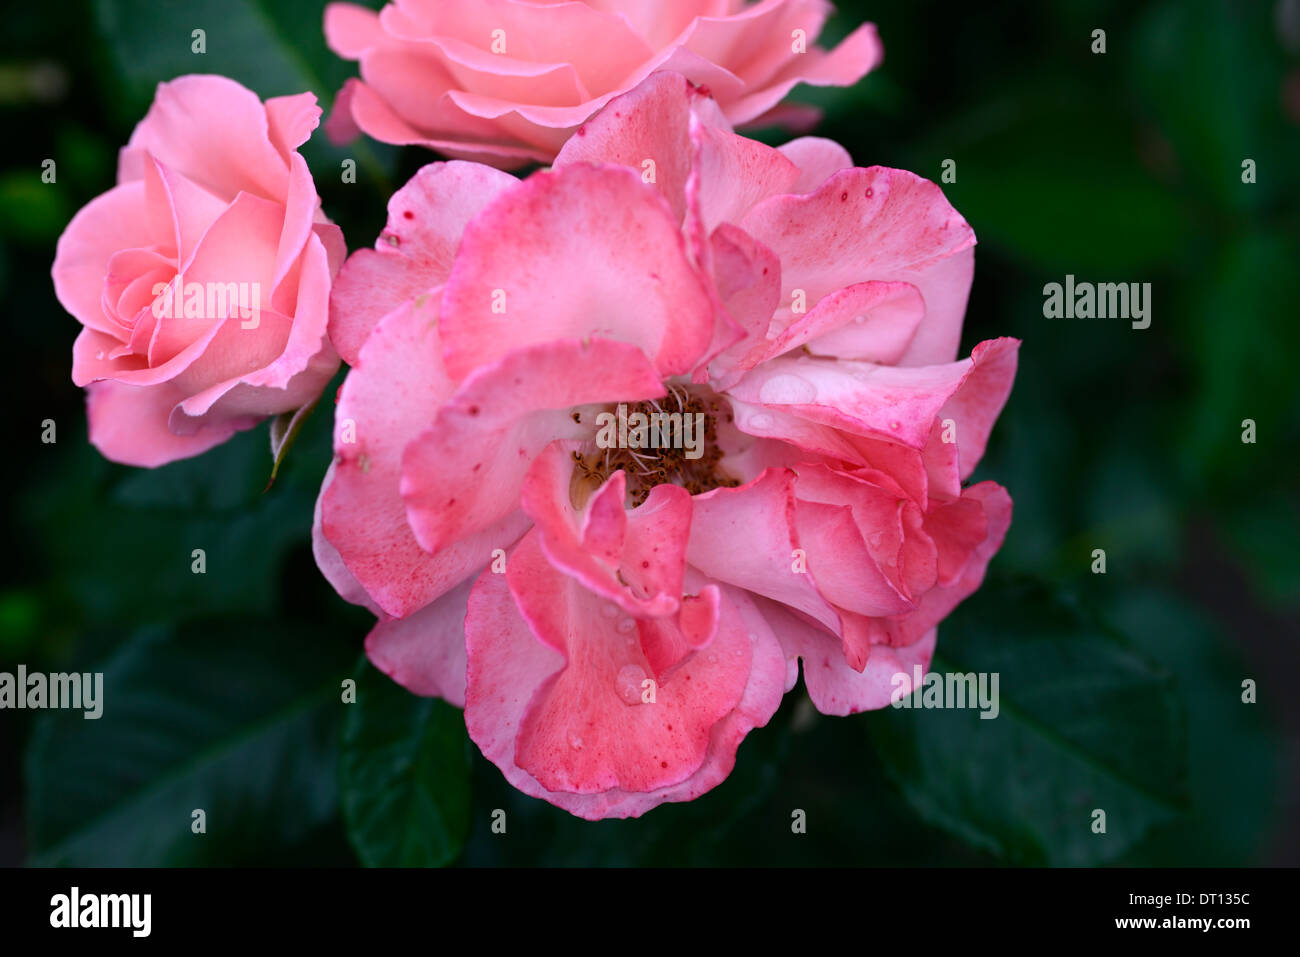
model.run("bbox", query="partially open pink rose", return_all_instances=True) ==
[53,75,345,467]
[315,74,1017,818]
[322,0,881,165]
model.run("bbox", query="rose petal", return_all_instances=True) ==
[85,379,245,467]
[401,337,665,553]
[125,75,292,202]
[366,577,473,707]
[328,160,517,364]
[521,442,693,618]
[739,166,975,366]
[465,550,786,817]
[52,182,154,336]
[320,293,528,618]
[763,594,938,716]
[438,163,715,380]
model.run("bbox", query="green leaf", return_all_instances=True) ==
[1103,588,1280,865]
[1130,0,1295,215]
[25,619,354,866]
[340,658,471,867]
[1217,495,1300,611]
[906,87,1191,272]
[1177,231,1300,494]
[25,432,316,627]
[94,0,339,111]
[267,397,319,489]
[867,577,1189,865]
[110,424,270,512]
[0,169,71,245]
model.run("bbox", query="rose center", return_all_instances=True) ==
[569,384,739,507]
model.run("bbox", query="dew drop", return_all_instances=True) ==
[758,373,817,405]
[616,617,636,634]
[616,664,646,705]
[568,733,584,751]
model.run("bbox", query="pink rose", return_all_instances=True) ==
[315,74,1017,818]
[322,0,881,166]
[53,75,345,467]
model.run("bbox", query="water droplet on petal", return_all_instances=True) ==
[616,617,636,634]
[568,733,583,751]
[758,373,817,405]
[616,664,646,705]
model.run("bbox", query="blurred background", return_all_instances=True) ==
[0,0,1296,866]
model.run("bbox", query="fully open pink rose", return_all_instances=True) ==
[322,0,881,165]
[53,75,345,467]
[316,74,1017,818]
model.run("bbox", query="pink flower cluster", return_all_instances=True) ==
[53,3,1017,819]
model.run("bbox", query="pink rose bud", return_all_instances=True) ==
[53,75,345,467]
